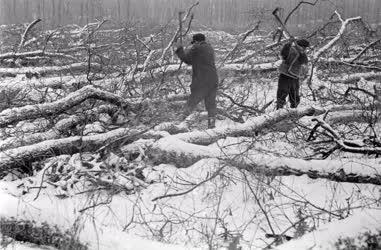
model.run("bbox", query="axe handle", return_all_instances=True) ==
[272,10,294,41]
[178,12,184,46]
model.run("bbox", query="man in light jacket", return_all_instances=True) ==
[277,39,310,109]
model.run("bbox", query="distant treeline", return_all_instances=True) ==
[0,0,380,31]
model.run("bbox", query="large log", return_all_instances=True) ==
[0,50,77,61]
[0,127,144,171]
[0,104,117,150]
[172,105,366,145]
[0,62,101,76]
[329,72,381,84]
[148,136,381,185]
[0,85,131,128]
[0,115,81,151]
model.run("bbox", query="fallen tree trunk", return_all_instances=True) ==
[325,110,380,125]
[0,126,171,171]
[0,85,131,128]
[129,61,281,84]
[0,127,145,171]
[0,50,77,61]
[0,74,88,91]
[0,104,117,150]
[0,115,82,151]
[329,71,381,84]
[148,136,381,185]
[0,62,101,76]
[172,105,366,145]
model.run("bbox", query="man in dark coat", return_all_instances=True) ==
[175,33,219,129]
[276,39,310,109]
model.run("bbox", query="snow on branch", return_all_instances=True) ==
[313,118,381,155]
[0,115,82,151]
[0,50,78,61]
[329,71,381,84]
[148,136,381,185]
[0,62,101,76]
[312,12,362,61]
[0,85,132,128]
[0,105,117,151]
[0,127,146,171]
[173,105,365,145]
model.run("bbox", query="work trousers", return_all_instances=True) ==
[184,85,217,118]
[276,74,300,109]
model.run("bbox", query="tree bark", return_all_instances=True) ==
[148,136,381,185]
[0,127,144,171]
[0,50,78,61]
[172,105,364,145]
[0,104,117,151]
[0,62,101,76]
[329,72,381,84]
[0,85,131,128]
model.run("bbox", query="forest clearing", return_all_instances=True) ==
[0,0,380,249]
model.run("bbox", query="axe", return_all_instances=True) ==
[272,7,294,41]
[178,11,185,46]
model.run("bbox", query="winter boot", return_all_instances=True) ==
[208,117,216,129]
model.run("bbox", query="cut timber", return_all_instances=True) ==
[148,136,381,185]
[0,115,82,151]
[0,62,101,76]
[0,50,77,61]
[0,127,144,170]
[325,110,380,125]
[329,72,381,84]
[130,61,281,83]
[0,86,131,128]
[172,105,365,145]
[0,105,117,150]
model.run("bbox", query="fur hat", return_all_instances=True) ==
[296,39,310,48]
[191,33,206,44]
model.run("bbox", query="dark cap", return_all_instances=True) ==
[296,39,310,48]
[191,33,206,44]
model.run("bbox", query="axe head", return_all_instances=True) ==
[272,7,281,16]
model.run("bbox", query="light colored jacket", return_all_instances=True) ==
[279,42,308,79]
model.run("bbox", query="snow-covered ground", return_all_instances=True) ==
[1,151,379,250]
[276,208,381,250]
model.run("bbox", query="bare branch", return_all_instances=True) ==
[313,118,381,155]
[17,18,42,52]
[312,12,362,61]
[159,1,199,63]
[350,39,381,63]
[284,0,320,25]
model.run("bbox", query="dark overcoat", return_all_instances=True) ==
[175,41,218,91]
